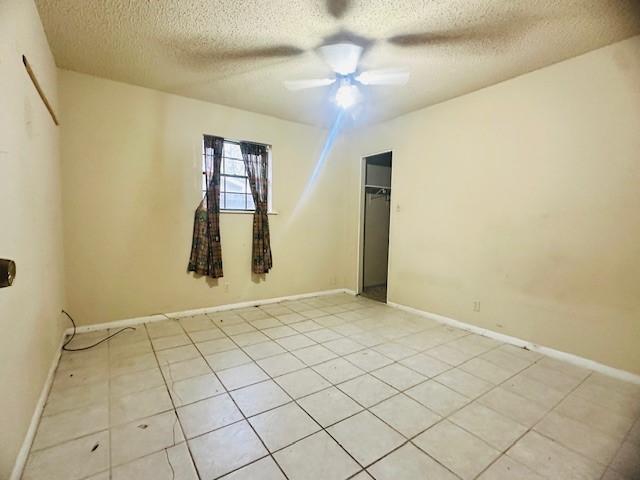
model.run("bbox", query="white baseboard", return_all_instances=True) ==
[66,288,357,335]
[12,288,356,479]
[10,330,67,480]
[388,301,640,385]
[13,289,636,480]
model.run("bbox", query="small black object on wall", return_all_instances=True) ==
[0,259,16,287]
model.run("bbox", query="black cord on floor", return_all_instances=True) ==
[61,309,136,352]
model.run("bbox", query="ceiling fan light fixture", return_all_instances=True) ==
[319,43,363,75]
[335,82,359,109]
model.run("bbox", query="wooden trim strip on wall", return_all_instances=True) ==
[22,55,59,126]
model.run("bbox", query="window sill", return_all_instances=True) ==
[220,210,279,215]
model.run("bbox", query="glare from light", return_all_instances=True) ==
[285,109,346,228]
[335,84,359,109]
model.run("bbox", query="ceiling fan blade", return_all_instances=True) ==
[319,43,363,75]
[167,37,305,65]
[387,31,471,47]
[215,45,305,60]
[387,15,541,48]
[284,78,336,91]
[326,0,350,18]
[356,69,410,86]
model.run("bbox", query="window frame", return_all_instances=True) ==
[201,136,273,214]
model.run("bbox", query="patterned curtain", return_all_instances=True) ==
[240,142,273,274]
[188,135,224,278]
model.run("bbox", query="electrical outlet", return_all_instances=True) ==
[329,276,337,286]
[473,301,481,312]
[224,283,230,293]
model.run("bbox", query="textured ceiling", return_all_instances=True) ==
[36,0,640,127]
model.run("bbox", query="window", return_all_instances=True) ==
[202,138,272,212]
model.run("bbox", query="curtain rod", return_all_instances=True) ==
[204,134,271,148]
[22,55,59,126]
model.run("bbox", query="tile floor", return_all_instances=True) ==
[22,293,640,480]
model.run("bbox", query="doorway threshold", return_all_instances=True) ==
[361,284,387,303]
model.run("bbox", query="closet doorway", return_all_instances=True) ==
[359,151,392,303]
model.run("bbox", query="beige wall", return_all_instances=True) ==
[59,70,352,325]
[346,36,640,374]
[0,0,65,477]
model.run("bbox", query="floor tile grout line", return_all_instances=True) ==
[347,344,522,478]
[317,321,607,477]
[313,366,469,478]
[531,372,635,456]
[196,302,477,477]
[442,354,603,478]
[150,322,231,478]
[40,325,503,416]
[34,331,500,462]
[476,366,593,477]
[600,413,639,480]
[34,294,636,480]
[525,366,638,473]
[528,369,637,478]
[30,352,513,480]
[166,313,294,480]
[365,439,463,479]
[201,300,387,477]
[211,300,404,476]
[471,368,599,480]
[144,321,202,480]
[402,363,558,479]
[23,296,368,461]
[36,301,518,451]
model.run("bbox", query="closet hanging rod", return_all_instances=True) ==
[364,184,391,190]
[365,186,391,196]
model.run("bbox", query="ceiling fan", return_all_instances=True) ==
[284,43,410,109]
[170,0,535,109]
